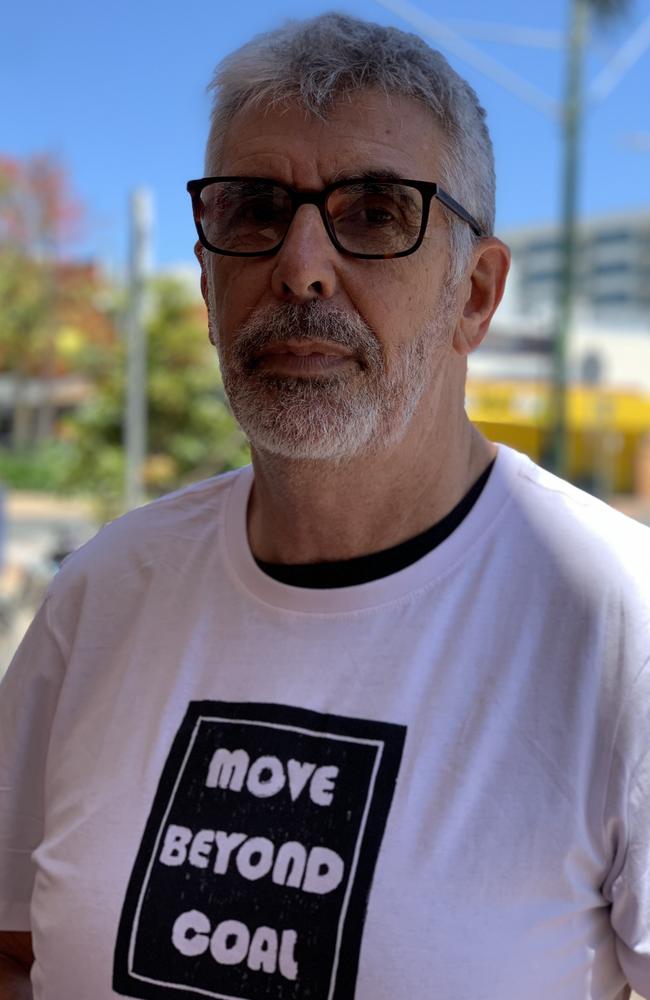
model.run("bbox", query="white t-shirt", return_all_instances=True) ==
[1,445,649,1000]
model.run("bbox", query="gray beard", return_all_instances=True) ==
[214,299,450,463]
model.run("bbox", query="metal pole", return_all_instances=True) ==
[124,188,152,511]
[550,0,589,477]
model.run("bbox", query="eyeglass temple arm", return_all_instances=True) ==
[434,188,484,238]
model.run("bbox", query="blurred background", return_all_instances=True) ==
[2,0,650,668]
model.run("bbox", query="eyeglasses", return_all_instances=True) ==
[187,176,484,260]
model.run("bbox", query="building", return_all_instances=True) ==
[501,208,650,323]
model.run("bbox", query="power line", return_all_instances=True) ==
[588,11,650,102]
[442,19,567,49]
[374,0,560,117]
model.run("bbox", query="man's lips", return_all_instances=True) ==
[251,339,357,374]
[255,339,355,359]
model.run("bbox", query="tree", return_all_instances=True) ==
[589,0,629,16]
[0,154,85,446]
[61,276,249,516]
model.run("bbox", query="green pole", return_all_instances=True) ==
[550,0,589,477]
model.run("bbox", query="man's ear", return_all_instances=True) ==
[194,241,208,305]
[453,238,510,356]
[194,241,217,346]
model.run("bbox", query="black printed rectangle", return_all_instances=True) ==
[114,701,405,1000]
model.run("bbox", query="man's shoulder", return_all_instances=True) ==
[51,466,248,593]
[501,445,650,584]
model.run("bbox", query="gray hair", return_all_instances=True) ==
[205,12,495,284]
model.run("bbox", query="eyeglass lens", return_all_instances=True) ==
[197,180,424,256]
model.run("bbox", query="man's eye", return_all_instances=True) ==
[335,199,400,228]
[235,198,283,223]
[362,206,396,226]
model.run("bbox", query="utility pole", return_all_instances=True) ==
[549,0,589,477]
[124,188,153,511]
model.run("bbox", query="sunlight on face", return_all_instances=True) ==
[210,293,455,462]
[203,90,462,461]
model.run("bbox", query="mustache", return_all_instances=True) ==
[231,302,383,373]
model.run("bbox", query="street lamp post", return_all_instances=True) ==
[124,188,152,512]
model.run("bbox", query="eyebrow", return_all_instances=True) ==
[329,167,407,184]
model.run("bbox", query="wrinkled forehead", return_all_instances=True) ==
[206,89,447,184]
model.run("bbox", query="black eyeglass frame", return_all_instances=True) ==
[186,176,485,260]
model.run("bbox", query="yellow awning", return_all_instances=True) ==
[466,380,650,434]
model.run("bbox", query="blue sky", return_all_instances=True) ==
[3,0,650,276]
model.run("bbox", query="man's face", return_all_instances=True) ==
[199,89,465,462]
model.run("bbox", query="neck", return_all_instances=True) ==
[246,411,495,565]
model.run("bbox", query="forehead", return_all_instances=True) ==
[214,89,444,186]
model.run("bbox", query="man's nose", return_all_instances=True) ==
[270,205,339,303]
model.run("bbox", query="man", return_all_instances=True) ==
[1,13,649,1000]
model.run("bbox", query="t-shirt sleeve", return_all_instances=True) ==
[0,598,66,930]
[603,658,650,998]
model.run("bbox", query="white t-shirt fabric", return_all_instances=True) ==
[1,444,649,1000]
